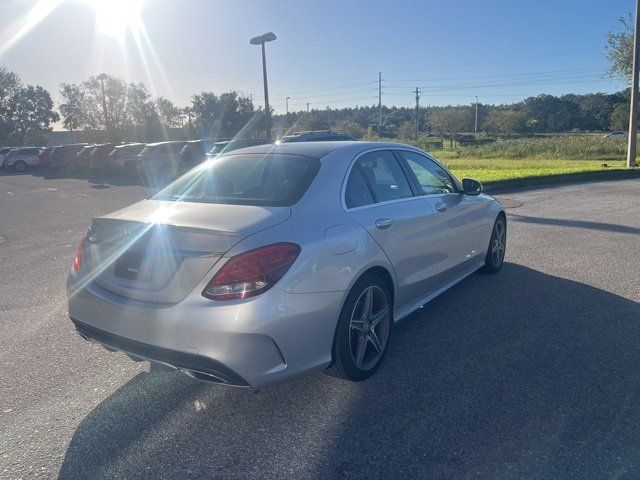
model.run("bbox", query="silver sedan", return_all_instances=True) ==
[67,141,506,388]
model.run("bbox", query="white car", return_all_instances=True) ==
[3,147,43,172]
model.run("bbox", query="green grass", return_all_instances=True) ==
[361,133,637,184]
[439,158,630,184]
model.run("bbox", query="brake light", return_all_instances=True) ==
[203,242,301,300]
[73,237,85,272]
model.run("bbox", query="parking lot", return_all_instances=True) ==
[1,169,639,479]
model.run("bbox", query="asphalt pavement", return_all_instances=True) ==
[1,169,639,479]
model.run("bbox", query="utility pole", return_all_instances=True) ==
[306,102,310,113]
[474,96,479,134]
[378,72,382,133]
[628,0,640,168]
[414,87,420,142]
[327,106,331,128]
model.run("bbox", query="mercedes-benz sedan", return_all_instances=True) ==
[67,142,506,388]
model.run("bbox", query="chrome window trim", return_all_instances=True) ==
[341,146,461,213]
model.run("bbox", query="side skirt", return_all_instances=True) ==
[393,260,484,323]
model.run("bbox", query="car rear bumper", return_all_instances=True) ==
[67,274,345,388]
[71,318,251,386]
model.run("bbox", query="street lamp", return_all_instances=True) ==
[97,73,109,140]
[250,32,276,141]
[286,96,290,128]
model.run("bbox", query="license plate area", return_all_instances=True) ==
[114,250,153,281]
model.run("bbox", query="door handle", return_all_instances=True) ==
[435,203,448,212]
[375,218,393,229]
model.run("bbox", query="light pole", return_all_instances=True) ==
[286,96,290,127]
[250,32,276,141]
[474,96,479,133]
[97,73,109,140]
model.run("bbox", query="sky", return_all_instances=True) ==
[0,0,633,118]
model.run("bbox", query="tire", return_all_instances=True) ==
[327,273,393,382]
[14,161,27,172]
[482,214,507,273]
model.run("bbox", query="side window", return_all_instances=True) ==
[399,151,457,195]
[356,151,413,203]
[345,167,375,208]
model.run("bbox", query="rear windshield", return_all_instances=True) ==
[153,153,320,207]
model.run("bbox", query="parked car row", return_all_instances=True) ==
[1,130,356,184]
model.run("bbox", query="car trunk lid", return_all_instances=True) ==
[85,200,290,303]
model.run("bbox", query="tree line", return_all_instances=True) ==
[279,90,632,138]
[0,71,634,148]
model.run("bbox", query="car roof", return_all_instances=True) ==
[145,140,185,147]
[114,143,145,149]
[224,141,420,159]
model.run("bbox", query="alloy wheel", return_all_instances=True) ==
[491,219,506,266]
[348,285,391,371]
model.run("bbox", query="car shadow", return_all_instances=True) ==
[510,213,640,235]
[59,263,640,479]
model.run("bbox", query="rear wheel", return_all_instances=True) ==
[14,161,27,172]
[327,274,392,381]
[482,215,506,273]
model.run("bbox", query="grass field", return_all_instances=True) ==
[432,136,627,160]
[437,158,630,184]
[361,134,637,185]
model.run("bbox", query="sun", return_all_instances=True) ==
[84,0,144,41]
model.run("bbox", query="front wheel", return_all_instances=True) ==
[482,215,506,273]
[327,274,392,382]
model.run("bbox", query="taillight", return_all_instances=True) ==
[73,237,85,272]
[203,242,301,301]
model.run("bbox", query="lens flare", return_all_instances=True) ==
[84,0,144,42]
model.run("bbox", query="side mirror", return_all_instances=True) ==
[462,178,482,195]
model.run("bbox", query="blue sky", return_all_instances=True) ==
[0,0,633,114]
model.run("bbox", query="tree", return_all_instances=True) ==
[82,75,132,139]
[429,107,473,145]
[606,15,634,81]
[155,97,182,128]
[0,66,23,143]
[191,91,257,137]
[522,94,580,132]
[9,85,59,145]
[59,83,87,132]
[610,103,630,130]
[484,109,527,134]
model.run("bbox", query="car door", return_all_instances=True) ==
[396,150,488,271]
[344,149,454,308]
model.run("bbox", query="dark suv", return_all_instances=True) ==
[278,130,355,143]
[49,144,87,170]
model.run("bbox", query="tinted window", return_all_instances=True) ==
[399,151,457,194]
[345,167,375,208]
[153,153,320,207]
[356,151,413,202]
